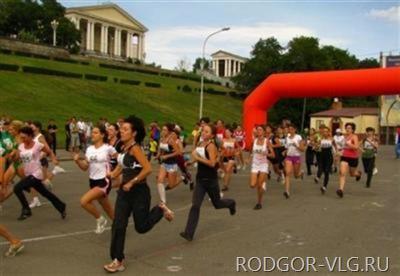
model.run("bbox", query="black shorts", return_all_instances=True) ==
[340,156,358,168]
[89,178,111,195]
[40,157,49,168]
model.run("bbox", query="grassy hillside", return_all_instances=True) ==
[0,53,243,145]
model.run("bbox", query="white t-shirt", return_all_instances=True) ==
[85,144,116,180]
[19,141,44,180]
[285,134,302,157]
[333,135,345,151]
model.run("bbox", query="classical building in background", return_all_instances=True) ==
[65,3,147,61]
[210,50,247,78]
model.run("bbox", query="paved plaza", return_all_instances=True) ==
[0,146,399,275]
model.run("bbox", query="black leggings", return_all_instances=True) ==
[110,183,163,262]
[317,150,333,187]
[14,175,65,213]
[183,177,235,239]
[362,157,375,187]
[306,146,315,175]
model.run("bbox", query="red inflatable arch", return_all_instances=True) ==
[243,67,400,150]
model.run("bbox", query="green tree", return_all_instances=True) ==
[192,57,210,73]
[358,58,380,68]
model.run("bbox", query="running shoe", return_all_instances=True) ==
[189,182,194,191]
[181,175,188,185]
[233,166,237,174]
[229,202,236,215]
[314,177,319,184]
[336,189,344,198]
[283,191,290,199]
[4,243,24,257]
[17,209,32,221]
[104,259,125,273]
[159,203,174,222]
[356,172,362,182]
[95,216,107,234]
[253,203,262,210]
[237,165,242,170]
[373,167,378,175]
[221,186,229,192]
[52,165,66,175]
[320,186,327,194]
[179,232,193,242]
[29,197,41,209]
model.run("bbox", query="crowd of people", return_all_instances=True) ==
[0,113,389,273]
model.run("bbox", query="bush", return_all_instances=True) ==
[18,30,37,43]
[14,51,32,57]
[127,57,133,63]
[145,82,161,88]
[177,86,181,91]
[22,66,82,79]
[120,79,141,86]
[0,49,12,55]
[31,54,50,60]
[0,63,19,72]
[182,84,192,92]
[54,57,79,64]
[85,74,108,82]
[113,77,119,83]
[80,61,90,65]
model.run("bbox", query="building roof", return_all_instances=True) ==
[310,107,379,118]
[66,3,148,32]
[211,50,248,61]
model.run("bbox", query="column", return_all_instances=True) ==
[233,60,237,76]
[104,26,108,54]
[126,32,131,58]
[100,25,104,53]
[137,34,142,60]
[75,17,80,30]
[215,59,219,76]
[90,22,95,51]
[117,29,122,56]
[140,34,145,61]
[228,59,232,77]
[86,21,91,50]
[114,28,119,56]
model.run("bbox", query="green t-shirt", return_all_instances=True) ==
[0,131,16,157]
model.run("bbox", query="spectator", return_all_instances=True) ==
[69,117,80,152]
[396,125,400,159]
[47,119,58,155]
[65,118,71,152]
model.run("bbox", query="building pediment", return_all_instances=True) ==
[66,4,148,32]
[211,50,247,61]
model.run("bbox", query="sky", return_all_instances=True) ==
[60,0,400,69]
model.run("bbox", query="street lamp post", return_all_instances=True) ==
[51,19,59,47]
[199,27,230,119]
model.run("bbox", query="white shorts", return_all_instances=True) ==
[251,163,269,173]
[162,163,178,173]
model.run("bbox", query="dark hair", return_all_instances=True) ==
[32,121,42,131]
[255,124,266,131]
[200,117,210,124]
[232,122,238,129]
[110,123,121,139]
[20,126,34,137]
[164,123,175,132]
[124,115,146,144]
[204,123,217,137]
[93,124,108,143]
[287,123,297,129]
[366,127,375,132]
[345,122,356,131]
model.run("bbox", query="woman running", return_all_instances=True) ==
[180,124,236,241]
[107,124,124,171]
[73,125,116,234]
[315,126,335,194]
[249,125,275,210]
[270,126,286,184]
[305,128,317,176]
[337,123,362,198]
[174,126,194,191]
[361,127,379,188]
[0,120,25,203]
[155,123,182,207]
[0,225,24,257]
[233,125,246,170]
[333,129,345,173]
[104,115,172,273]
[13,126,66,220]
[221,127,239,191]
[283,124,305,199]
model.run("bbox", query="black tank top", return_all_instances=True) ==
[196,142,218,179]
[110,139,123,170]
[117,144,145,187]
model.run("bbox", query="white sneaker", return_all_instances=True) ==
[29,197,41,209]
[220,192,224,198]
[373,167,378,175]
[95,216,107,234]
[52,165,66,175]
[237,165,242,170]
[104,259,125,273]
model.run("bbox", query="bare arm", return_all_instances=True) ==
[193,143,218,168]
[123,146,152,191]
[73,153,89,171]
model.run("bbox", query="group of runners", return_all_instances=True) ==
[0,115,379,273]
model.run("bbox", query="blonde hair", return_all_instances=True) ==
[10,120,24,132]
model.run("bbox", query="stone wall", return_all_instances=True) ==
[0,37,69,58]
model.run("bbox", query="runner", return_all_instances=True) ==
[13,126,66,220]
[249,125,275,210]
[0,225,24,257]
[333,128,345,173]
[305,128,317,176]
[337,123,362,198]
[361,127,379,188]
[221,127,239,192]
[233,125,246,170]
[283,124,305,199]
[315,126,335,194]
[180,124,236,241]
[270,126,286,184]
[73,125,116,234]
[104,115,172,273]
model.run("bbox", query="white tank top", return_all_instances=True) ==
[320,139,333,149]
[252,138,268,165]
[33,133,43,143]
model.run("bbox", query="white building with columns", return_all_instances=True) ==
[210,50,247,78]
[65,3,147,61]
